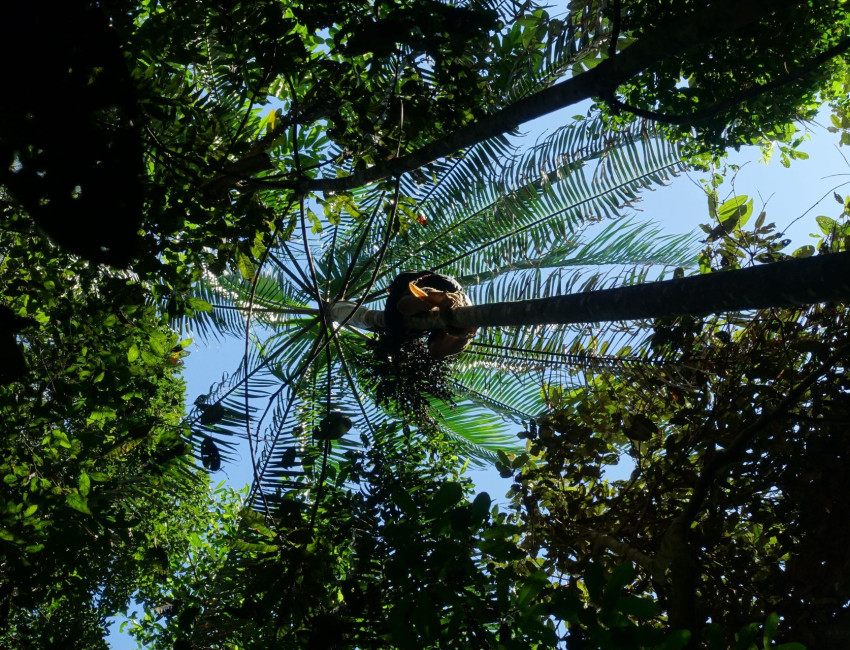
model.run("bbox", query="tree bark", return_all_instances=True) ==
[396,251,850,331]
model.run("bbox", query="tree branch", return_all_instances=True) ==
[606,35,850,127]
[259,0,797,193]
[575,525,663,576]
[607,0,621,61]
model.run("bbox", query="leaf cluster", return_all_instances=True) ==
[607,1,850,156]
[508,206,850,647]
[131,425,559,649]
[0,210,208,647]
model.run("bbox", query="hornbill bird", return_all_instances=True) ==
[383,271,477,359]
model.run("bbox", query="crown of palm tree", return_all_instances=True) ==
[185,115,697,510]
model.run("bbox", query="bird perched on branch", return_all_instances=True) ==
[383,271,477,359]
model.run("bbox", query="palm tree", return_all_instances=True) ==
[186,114,704,509]
[176,0,850,514]
[187,120,850,528]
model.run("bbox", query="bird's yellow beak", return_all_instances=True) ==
[408,282,429,298]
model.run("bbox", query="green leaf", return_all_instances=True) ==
[78,472,91,497]
[187,297,213,313]
[603,562,634,607]
[516,570,549,607]
[469,491,491,527]
[199,403,226,426]
[425,482,464,517]
[511,452,529,469]
[734,622,760,650]
[792,245,814,258]
[389,602,418,649]
[240,508,276,538]
[718,195,754,229]
[127,344,140,362]
[707,190,719,218]
[548,588,581,622]
[624,414,657,442]
[706,623,726,650]
[816,215,838,235]
[231,538,278,554]
[66,491,92,515]
[663,629,692,650]
[22,504,38,518]
[86,408,117,426]
[584,562,605,605]
[235,251,255,281]
[148,332,167,356]
[391,488,417,517]
[762,612,779,648]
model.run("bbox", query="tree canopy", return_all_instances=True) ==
[512,213,850,648]
[2,1,850,648]
[3,0,849,279]
[0,209,209,647]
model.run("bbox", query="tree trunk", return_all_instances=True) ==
[393,251,850,331]
[329,301,385,330]
[275,0,801,193]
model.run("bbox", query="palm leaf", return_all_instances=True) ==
[178,111,701,510]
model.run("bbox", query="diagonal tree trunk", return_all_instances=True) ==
[333,251,850,332]
[447,250,850,329]
[273,0,804,193]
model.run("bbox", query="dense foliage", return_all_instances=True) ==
[608,0,850,158]
[5,1,849,283]
[121,201,850,649]
[519,300,850,647]
[509,204,850,648]
[2,1,850,648]
[131,428,557,649]
[0,210,207,647]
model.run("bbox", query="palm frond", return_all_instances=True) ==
[182,106,706,511]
